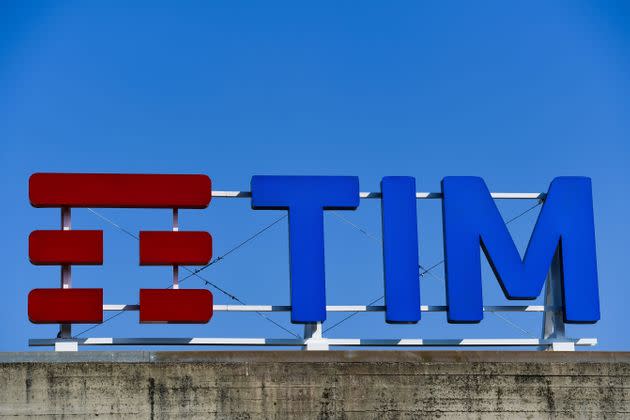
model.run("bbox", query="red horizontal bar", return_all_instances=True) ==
[29,173,211,208]
[28,289,103,324]
[139,289,213,323]
[140,231,212,265]
[29,230,103,265]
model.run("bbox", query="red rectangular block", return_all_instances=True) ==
[140,289,213,323]
[28,289,103,324]
[140,231,212,265]
[29,173,211,208]
[29,230,103,265]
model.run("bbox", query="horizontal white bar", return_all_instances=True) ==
[212,191,252,198]
[30,338,300,346]
[29,337,596,347]
[103,305,140,311]
[483,305,548,312]
[212,191,545,200]
[103,304,551,313]
[326,338,597,347]
[213,305,292,312]
[489,192,545,200]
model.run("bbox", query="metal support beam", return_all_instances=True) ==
[58,207,73,345]
[303,322,328,351]
[211,191,546,200]
[30,337,596,348]
[103,304,551,313]
[541,248,570,351]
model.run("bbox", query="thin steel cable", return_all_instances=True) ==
[417,201,543,279]
[75,212,298,338]
[331,213,442,282]
[75,309,126,337]
[327,201,543,334]
[86,208,139,240]
[175,214,288,288]
[490,312,532,336]
[504,201,543,225]
[323,295,384,334]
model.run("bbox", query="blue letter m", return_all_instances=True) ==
[441,177,599,324]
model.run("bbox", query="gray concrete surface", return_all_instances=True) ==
[0,351,628,419]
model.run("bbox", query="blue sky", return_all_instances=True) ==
[1,1,628,351]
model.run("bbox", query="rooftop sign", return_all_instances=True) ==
[26,173,600,351]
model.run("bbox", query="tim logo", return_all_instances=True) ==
[28,174,214,325]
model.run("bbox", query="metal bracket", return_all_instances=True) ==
[303,322,329,350]
[541,248,572,351]
[54,340,78,352]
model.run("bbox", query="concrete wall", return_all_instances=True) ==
[0,351,628,419]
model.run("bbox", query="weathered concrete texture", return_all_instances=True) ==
[0,351,629,419]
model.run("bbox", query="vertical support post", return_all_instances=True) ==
[541,248,574,351]
[303,322,328,350]
[56,207,77,351]
[59,207,72,337]
[172,208,179,289]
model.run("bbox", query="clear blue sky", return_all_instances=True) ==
[1,1,628,351]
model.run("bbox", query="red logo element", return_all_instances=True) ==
[139,289,213,324]
[140,231,212,266]
[28,173,214,326]
[29,173,211,208]
[28,289,103,324]
[29,230,103,265]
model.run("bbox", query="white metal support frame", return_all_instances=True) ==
[31,189,595,352]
